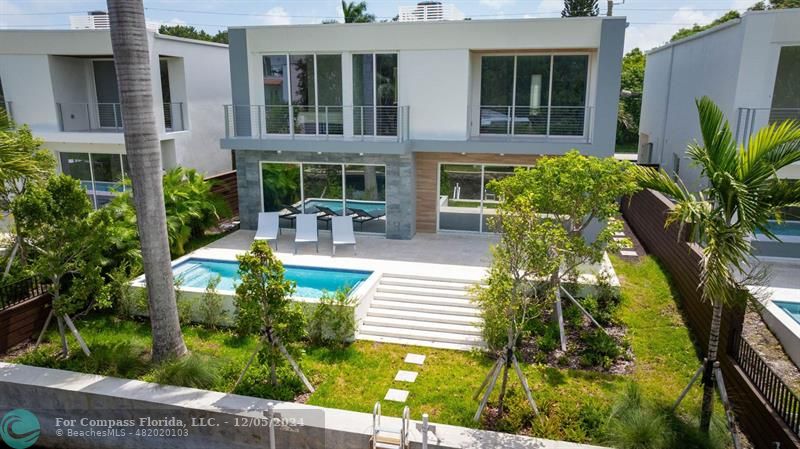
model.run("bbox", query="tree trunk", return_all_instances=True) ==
[107,0,186,362]
[497,355,511,413]
[700,300,723,433]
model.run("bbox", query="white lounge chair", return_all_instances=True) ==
[254,212,280,249]
[332,216,356,256]
[294,214,319,254]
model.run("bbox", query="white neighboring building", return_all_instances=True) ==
[638,8,800,260]
[69,11,110,30]
[638,9,800,186]
[398,2,464,22]
[0,29,232,208]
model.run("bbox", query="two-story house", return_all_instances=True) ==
[638,8,800,259]
[221,17,626,239]
[0,29,232,208]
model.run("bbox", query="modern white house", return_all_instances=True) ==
[221,17,626,239]
[637,8,800,259]
[0,29,232,208]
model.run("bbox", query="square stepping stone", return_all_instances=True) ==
[395,370,418,383]
[613,232,625,237]
[620,250,638,257]
[385,388,409,403]
[404,353,426,365]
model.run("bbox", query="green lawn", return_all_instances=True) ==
[615,142,639,154]
[7,255,722,445]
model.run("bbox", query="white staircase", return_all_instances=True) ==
[358,273,484,351]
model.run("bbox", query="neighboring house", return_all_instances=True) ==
[398,2,465,22]
[221,17,626,239]
[638,8,800,259]
[0,29,232,208]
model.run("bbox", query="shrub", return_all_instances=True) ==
[109,265,137,319]
[174,274,193,325]
[84,341,148,378]
[199,274,226,329]
[536,322,561,354]
[603,384,673,449]
[152,354,221,390]
[580,329,621,369]
[308,288,356,347]
[593,271,623,326]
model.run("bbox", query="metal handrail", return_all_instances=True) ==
[478,104,592,141]
[372,401,381,449]
[401,406,410,448]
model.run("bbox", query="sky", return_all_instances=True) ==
[0,0,758,53]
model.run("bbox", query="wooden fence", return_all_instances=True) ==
[0,277,51,354]
[206,170,238,217]
[621,189,800,449]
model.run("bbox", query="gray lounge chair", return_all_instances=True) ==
[349,207,385,231]
[294,214,319,254]
[332,216,356,256]
[254,212,280,249]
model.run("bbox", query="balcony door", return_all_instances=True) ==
[93,61,122,128]
[770,46,800,124]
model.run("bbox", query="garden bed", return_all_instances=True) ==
[3,255,734,447]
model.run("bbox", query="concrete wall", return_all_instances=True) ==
[0,362,607,449]
[235,150,416,239]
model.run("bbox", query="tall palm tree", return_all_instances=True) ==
[635,97,800,432]
[107,0,187,362]
[561,0,600,17]
[341,1,375,23]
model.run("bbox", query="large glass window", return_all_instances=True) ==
[60,152,126,208]
[479,54,589,136]
[353,53,398,137]
[261,162,385,234]
[262,54,342,136]
[93,61,122,128]
[770,46,800,124]
[438,164,529,233]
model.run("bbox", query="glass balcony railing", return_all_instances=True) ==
[224,104,409,142]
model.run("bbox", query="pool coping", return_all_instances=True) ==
[749,286,800,368]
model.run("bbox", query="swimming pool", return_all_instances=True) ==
[303,199,385,216]
[172,258,372,299]
[755,220,800,237]
[775,301,800,326]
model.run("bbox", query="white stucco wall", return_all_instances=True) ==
[240,18,614,144]
[0,30,232,176]
[639,9,800,188]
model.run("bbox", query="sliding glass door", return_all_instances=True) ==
[353,53,398,137]
[59,151,127,208]
[260,161,386,234]
[438,163,528,233]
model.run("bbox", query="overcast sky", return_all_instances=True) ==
[1,0,757,52]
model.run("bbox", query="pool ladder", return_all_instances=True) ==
[371,402,409,449]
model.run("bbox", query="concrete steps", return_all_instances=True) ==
[357,274,485,351]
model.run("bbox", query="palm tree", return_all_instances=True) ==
[341,1,375,23]
[107,0,187,362]
[635,97,800,432]
[561,0,600,17]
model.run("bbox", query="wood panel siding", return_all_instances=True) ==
[206,170,239,217]
[414,152,540,233]
[0,293,51,354]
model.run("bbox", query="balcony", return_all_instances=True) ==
[223,105,410,142]
[56,102,185,133]
[736,107,800,144]
[476,105,593,142]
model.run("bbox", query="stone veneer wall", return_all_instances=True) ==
[235,150,416,240]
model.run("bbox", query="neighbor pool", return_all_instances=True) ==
[775,301,800,326]
[172,258,372,299]
[755,220,800,237]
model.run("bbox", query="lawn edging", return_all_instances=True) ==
[0,362,608,449]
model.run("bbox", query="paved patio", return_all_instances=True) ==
[194,229,497,280]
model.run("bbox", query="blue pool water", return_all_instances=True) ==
[304,199,385,216]
[775,301,800,326]
[173,258,371,299]
[756,221,800,237]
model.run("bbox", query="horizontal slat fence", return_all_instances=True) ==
[206,170,239,217]
[0,277,51,354]
[621,189,800,449]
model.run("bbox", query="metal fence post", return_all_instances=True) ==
[421,413,429,449]
[266,402,275,449]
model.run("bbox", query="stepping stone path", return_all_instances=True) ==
[383,353,426,403]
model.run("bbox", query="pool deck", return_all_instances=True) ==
[193,229,496,281]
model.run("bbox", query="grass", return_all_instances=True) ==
[7,255,729,446]
[616,142,639,154]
